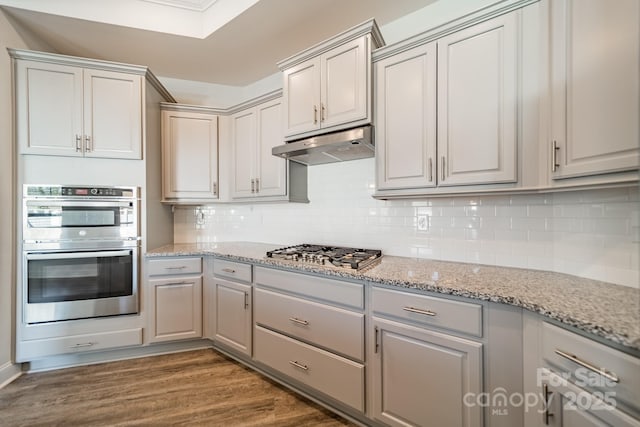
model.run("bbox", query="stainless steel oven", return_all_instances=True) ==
[22,185,140,324]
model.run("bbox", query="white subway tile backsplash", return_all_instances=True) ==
[173,159,639,288]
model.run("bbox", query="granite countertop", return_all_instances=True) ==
[147,242,640,352]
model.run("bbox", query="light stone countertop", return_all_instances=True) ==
[147,242,640,352]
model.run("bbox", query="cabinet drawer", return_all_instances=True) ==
[18,328,142,360]
[254,267,364,310]
[254,288,364,361]
[541,322,640,411]
[147,257,202,276]
[213,259,252,283]
[372,287,483,337]
[254,325,364,412]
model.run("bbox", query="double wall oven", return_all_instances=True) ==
[22,185,140,324]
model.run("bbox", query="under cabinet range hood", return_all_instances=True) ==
[272,126,374,166]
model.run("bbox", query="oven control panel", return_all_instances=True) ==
[24,185,136,198]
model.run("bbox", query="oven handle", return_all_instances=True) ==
[26,250,132,260]
[25,200,133,208]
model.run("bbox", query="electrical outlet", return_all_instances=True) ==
[417,214,429,231]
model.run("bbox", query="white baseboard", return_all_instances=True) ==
[0,361,22,389]
[25,339,213,373]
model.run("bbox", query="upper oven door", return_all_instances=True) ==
[23,200,137,242]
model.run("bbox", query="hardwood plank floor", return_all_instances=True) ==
[0,349,355,426]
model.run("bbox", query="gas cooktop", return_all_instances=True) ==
[266,244,382,270]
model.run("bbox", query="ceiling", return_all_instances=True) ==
[0,0,436,86]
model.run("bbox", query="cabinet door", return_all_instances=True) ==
[372,317,483,427]
[162,110,219,200]
[375,43,437,190]
[320,37,368,130]
[214,278,252,356]
[541,370,640,427]
[550,0,639,179]
[83,69,142,159]
[437,12,518,186]
[231,109,257,198]
[15,60,83,156]
[256,99,287,197]
[283,57,321,137]
[149,276,203,343]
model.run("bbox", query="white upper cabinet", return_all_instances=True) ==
[375,42,437,191]
[15,59,142,160]
[375,10,519,195]
[231,98,287,200]
[280,19,384,140]
[437,12,518,186]
[550,0,640,179]
[161,105,219,202]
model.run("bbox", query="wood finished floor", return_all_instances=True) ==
[0,349,355,426]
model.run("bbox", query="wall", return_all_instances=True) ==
[174,159,640,288]
[0,8,51,385]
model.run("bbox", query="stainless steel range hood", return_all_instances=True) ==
[272,126,374,166]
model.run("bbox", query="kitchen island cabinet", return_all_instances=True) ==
[13,51,142,160]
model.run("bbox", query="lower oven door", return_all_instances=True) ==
[24,247,138,324]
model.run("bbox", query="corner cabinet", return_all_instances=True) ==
[231,98,285,199]
[161,104,219,203]
[549,0,639,181]
[279,19,384,140]
[210,259,253,357]
[374,10,519,196]
[13,55,142,160]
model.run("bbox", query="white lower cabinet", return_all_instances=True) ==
[147,257,203,343]
[371,317,483,427]
[211,259,253,357]
[253,266,365,412]
[213,278,252,356]
[371,286,484,427]
[254,325,365,412]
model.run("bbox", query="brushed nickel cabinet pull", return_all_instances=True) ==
[85,135,92,152]
[70,342,96,348]
[554,349,620,383]
[244,291,249,309]
[374,326,380,354]
[288,317,309,326]
[313,105,318,124]
[221,268,236,274]
[289,360,309,371]
[428,158,433,182]
[320,103,325,122]
[163,281,189,287]
[213,181,217,196]
[552,140,560,172]
[542,383,554,425]
[165,266,187,270]
[250,179,255,193]
[75,135,82,152]
[403,306,437,317]
[441,157,446,182]
[255,178,259,193]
